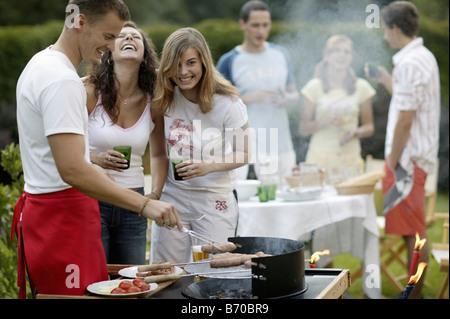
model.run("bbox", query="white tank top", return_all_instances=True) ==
[88,93,155,188]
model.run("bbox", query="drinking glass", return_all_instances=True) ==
[190,236,210,262]
[113,145,131,169]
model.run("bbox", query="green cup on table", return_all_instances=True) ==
[113,145,131,169]
[257,184,277,202]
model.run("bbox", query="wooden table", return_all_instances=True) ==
[36,266,351,300]
[35,264,177,299]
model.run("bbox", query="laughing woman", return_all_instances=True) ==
[84,21,167,265]
[150,28,250,263]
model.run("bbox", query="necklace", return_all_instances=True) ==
[119,89,140,105]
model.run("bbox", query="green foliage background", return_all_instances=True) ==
[1,10,447,186]
[0,144,24,298]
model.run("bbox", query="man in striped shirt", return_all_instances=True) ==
[371,1,440,299]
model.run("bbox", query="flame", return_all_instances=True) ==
[414,233,427,250]
[309,249,330,264]
[407,262,427,285]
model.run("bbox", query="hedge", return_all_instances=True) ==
[1,18,448,108]
[0,18,448,187]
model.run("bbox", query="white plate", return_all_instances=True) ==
[277,187,322,202]
[119,265,183,278]
[87,279,157,297]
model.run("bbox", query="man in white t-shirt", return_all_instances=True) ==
[13,0,181,298]
[217,0,300,180]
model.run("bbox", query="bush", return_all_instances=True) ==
[194,19,243,62]
[1,19,448,106]
[0,18,448,188]
[141,23,182,56]
[0,21,61,106]
[0,143,24,298]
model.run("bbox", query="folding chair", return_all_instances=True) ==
[431,215,449,299]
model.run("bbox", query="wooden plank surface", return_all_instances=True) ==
[36,266,351,299]
[315,269,351,299]
[36,264,177,299]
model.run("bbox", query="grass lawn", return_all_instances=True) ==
[333,191,449,299]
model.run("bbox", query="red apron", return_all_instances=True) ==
[11,188,108,298]
[382,161,427,237]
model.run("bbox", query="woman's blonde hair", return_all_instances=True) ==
[314,34,357,95]
[153,27,239,115]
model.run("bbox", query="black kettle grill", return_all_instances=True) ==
[182,236,307,299]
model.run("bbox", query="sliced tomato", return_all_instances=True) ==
[139,283,151,292]
[110,287,126,294]
[118,280,133,290]
[127,286,141,293]
[132,278,145,288]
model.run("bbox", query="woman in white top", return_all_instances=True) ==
[84,21,166,265]
[150,27,250,263]
[299,35,375,182]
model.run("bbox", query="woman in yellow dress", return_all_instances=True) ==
[299,35,376,183]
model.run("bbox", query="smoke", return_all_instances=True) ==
[270,0,395,162]
[274,0,394,86]
[284,0,379,25]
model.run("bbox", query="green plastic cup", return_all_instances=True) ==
[257,186,268,202]
[267,184,277,200]
[171,157,189,181]
[113,145,131,169]
[257,184,277,202]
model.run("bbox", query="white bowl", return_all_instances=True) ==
[236,180,261,201]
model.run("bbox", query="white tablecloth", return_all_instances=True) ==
[236,186,381,299]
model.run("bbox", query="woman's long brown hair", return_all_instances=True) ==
[85,21,159,122]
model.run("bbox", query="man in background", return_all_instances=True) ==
[217,0,299,181]
[372,1,440,299]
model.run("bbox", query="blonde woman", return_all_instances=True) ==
[299,35,375,181]
[150,28,250,263]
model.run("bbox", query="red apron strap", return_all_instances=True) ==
[11,193,25,244]
[11,193,28,299]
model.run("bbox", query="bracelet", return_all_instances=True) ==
[355,128,362,138]
[151,191,160,200]
[139,197,150,217]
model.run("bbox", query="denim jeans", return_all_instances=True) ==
[99,188,148,265]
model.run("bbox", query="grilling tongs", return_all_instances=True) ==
[164,213,224,251]
[182,227,224,251]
